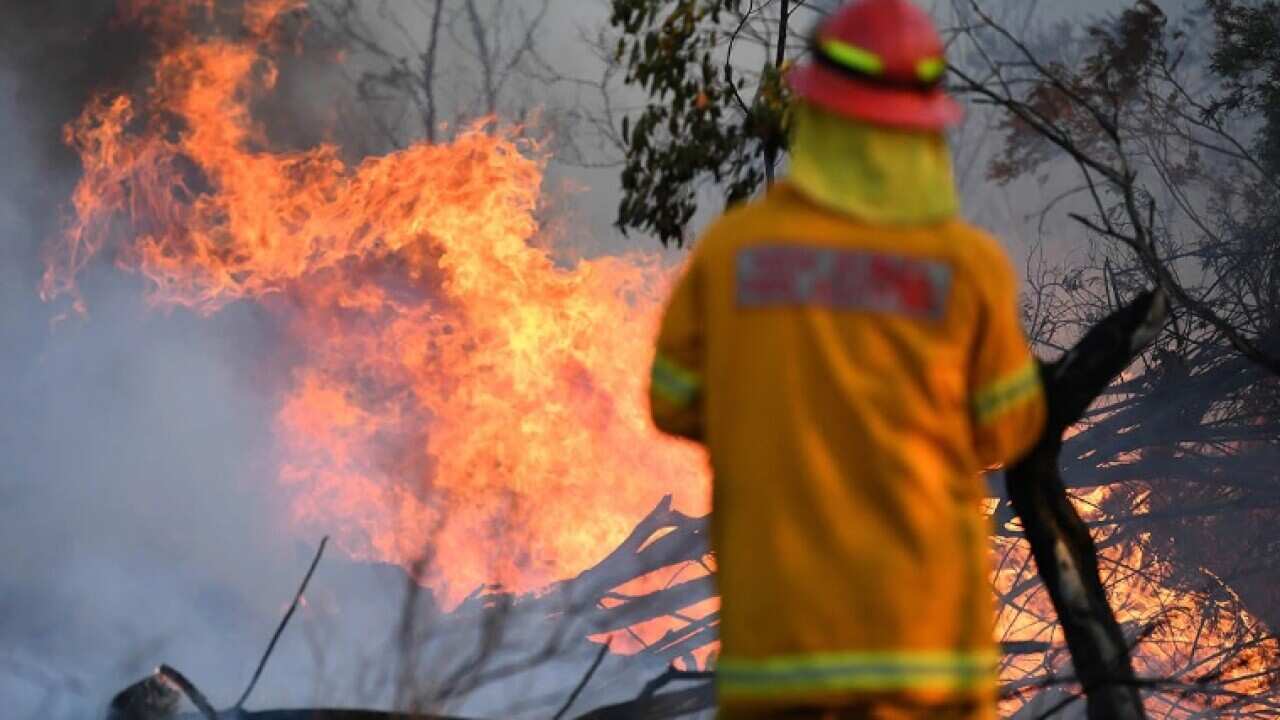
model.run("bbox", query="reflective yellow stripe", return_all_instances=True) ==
[916,57,946,83]
[718,650,998,697]
[973,360,1041,425]
[820,38,884,76]
[651,354,701,407]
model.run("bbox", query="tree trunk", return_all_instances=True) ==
[1006,289,1168,720]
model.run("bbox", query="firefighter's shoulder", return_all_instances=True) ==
[688,189,779,257]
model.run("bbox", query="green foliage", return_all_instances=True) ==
[609,0,787,246]
[1083,0,1168,98]
[1208,0,1280,174]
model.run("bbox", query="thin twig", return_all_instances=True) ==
[234,536,329,709]
[552,640,612,720]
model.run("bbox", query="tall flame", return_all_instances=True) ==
[44,0,708,603]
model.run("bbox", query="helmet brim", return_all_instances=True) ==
[788,61,964,131]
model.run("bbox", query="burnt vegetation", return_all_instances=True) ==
[10,0,1280,718]
[605,0,1280,717]
[950,2,1280,715]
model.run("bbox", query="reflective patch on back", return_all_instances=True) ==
[736,244,952,319]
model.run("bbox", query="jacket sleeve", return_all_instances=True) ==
[968,251,1046,468]
[649,250,706,442]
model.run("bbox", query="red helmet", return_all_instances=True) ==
[788,0,963,131]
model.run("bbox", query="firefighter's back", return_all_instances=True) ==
[695,182,1022,712]
[646,3,1047,715]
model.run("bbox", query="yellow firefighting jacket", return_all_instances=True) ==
[649,111,1044,709]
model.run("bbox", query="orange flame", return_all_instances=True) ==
[44,0,708,604]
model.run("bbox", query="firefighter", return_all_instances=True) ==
[648,0,1047,717]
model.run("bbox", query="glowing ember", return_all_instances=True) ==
[43,0,708,604]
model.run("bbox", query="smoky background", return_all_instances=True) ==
[0,1,1243,719]
[0,1,685,715]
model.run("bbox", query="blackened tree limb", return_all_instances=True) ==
[108,669,180,720]
[572,665,715,720]
[1006,289,1169,720]
[584,577,715,633]
[156,665,217,720]
[528,495,709,619]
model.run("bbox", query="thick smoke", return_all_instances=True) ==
[0,2,670,717]
[0,2,410,715]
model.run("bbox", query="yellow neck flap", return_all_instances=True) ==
[786,101,960,226]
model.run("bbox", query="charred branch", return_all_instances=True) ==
[572,666,715,720]
[108,670,180,720]
[157,666,217,720]
[1006,289,1170,720]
